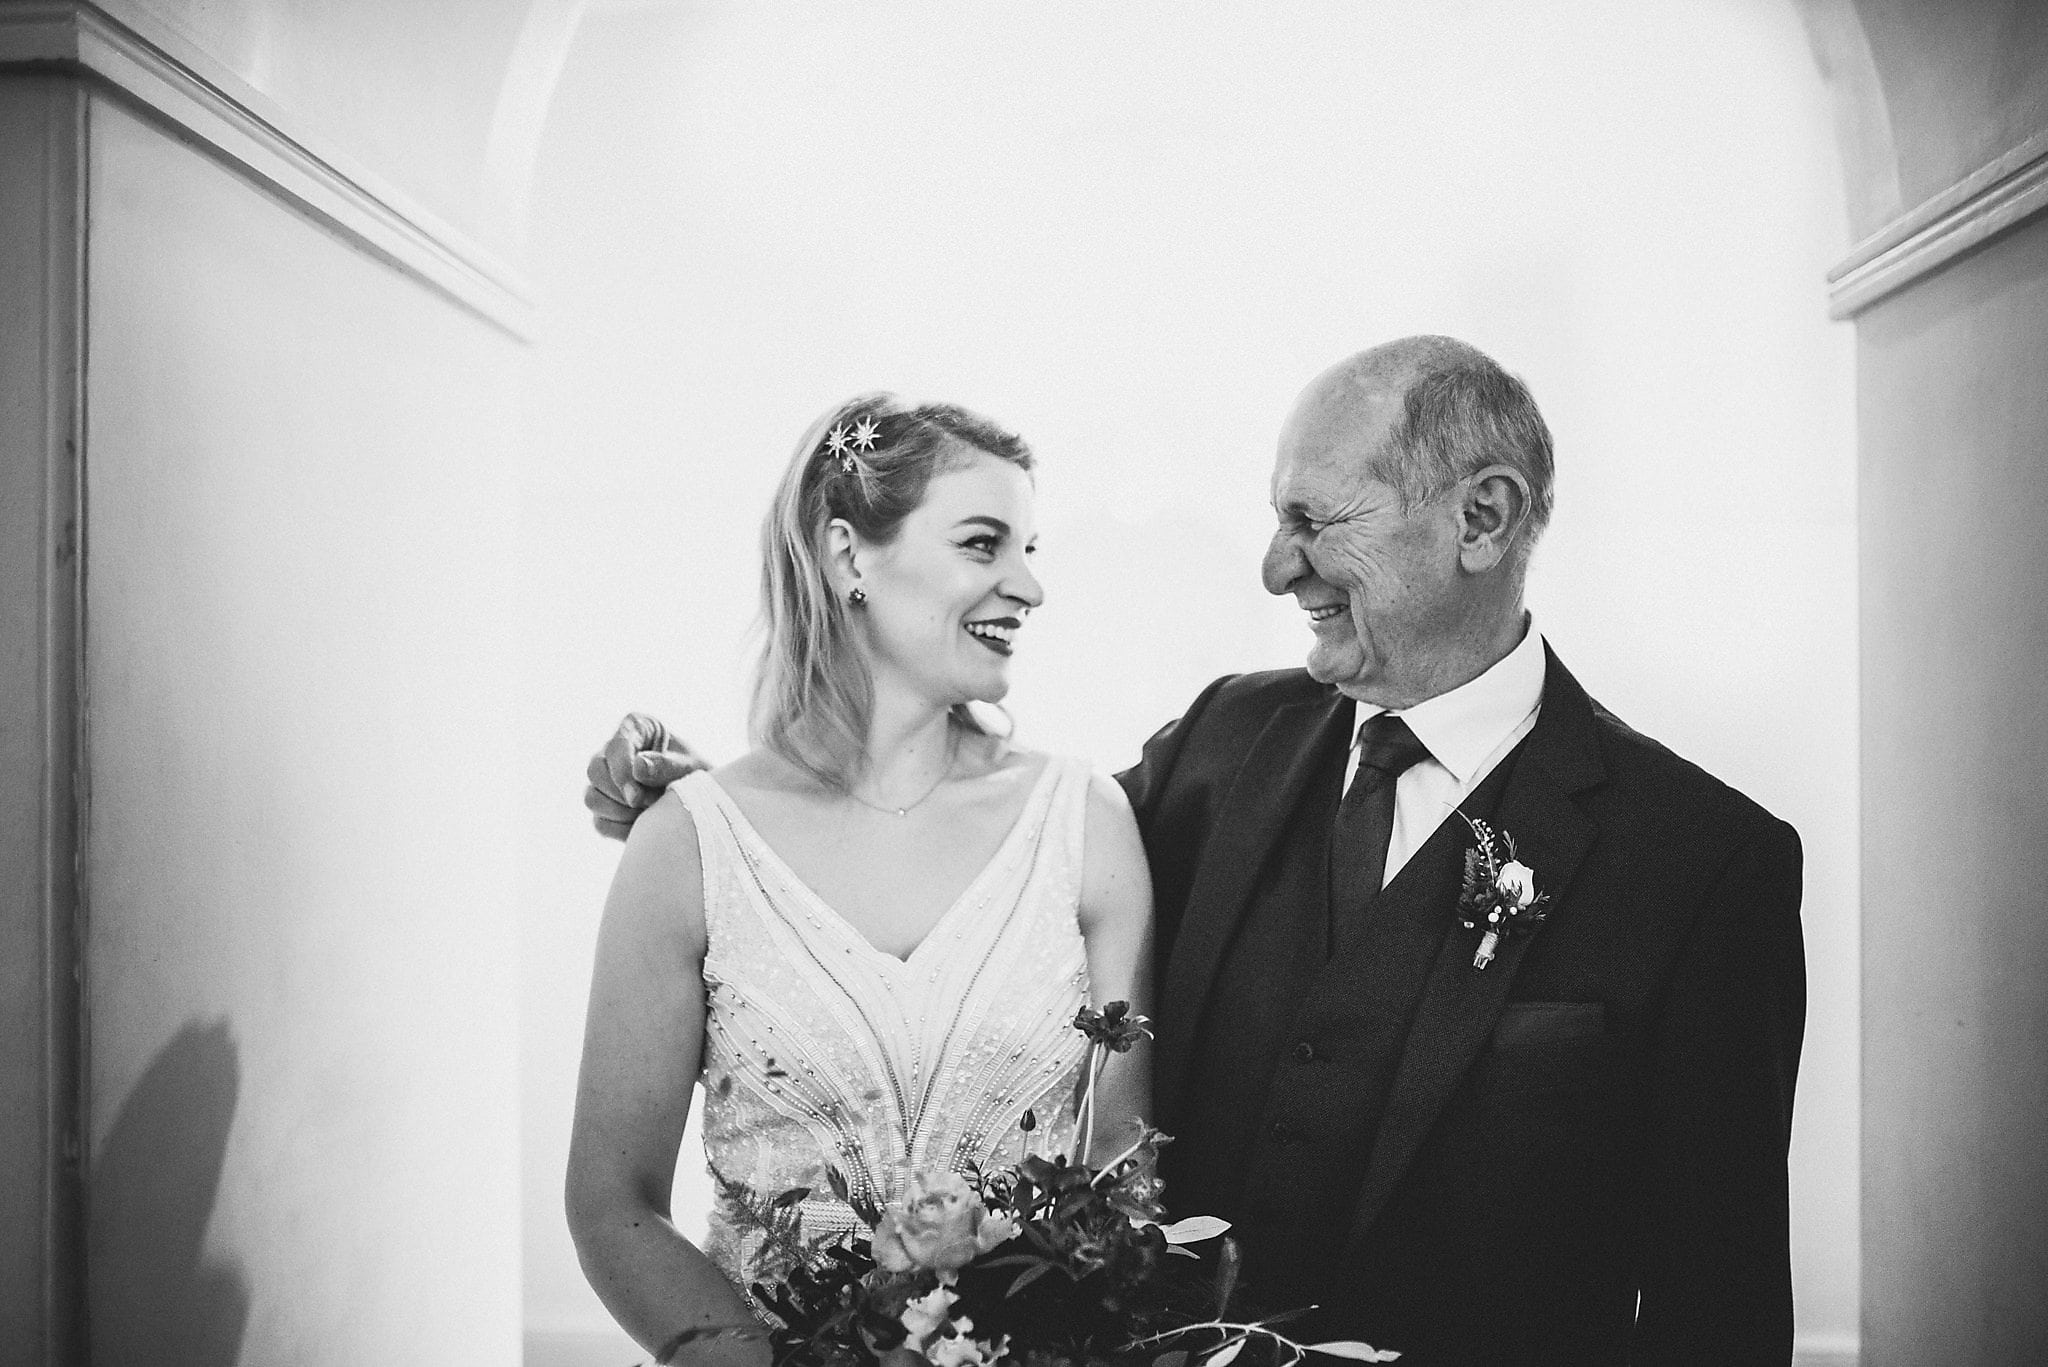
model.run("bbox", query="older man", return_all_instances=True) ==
[587,338,1805,1365]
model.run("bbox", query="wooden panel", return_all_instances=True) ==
[0,72,86,1367]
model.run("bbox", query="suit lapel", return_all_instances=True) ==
[1344,648,1607,1250]
[1154,690,1351,1121]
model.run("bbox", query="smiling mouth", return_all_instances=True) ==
[965,618,1020,655]
[1307,603,1346,623]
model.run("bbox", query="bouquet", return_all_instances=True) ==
[708,1003,1398,1367]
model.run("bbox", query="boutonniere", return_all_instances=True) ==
[1457,814,1552,969]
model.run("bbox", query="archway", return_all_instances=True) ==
[515,4,1858,1362]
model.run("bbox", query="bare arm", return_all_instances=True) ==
[565,791,766,1365]
[1076,768,1157,1151]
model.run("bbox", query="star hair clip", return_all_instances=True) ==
[824,416,882,473]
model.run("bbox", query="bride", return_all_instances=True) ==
[565,395,1155,1364]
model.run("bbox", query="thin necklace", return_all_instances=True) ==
[844,730,959,817]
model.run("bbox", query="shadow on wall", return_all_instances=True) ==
[90,1018,250,1364]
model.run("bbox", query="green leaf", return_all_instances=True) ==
[1160,1215,1232,1244]
[1152,1353,1189,1367]
[1006,1262,1055,1297]
[1204,1341,1245,1367]
[1214,1235,1242,1315]
[771,1186,811,1208]
[1305,1343,1402,1362]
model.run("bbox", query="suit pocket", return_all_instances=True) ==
[1476,1002,1617,1106]
[1488,1000,1607,1051]
[1465,1003,1628,1224]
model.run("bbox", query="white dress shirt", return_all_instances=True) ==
[1343,619,1548,889]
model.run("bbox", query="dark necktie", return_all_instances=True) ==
[1329,712,1433,934]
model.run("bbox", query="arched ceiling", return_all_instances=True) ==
[1798,0,2048,240]
[81,0,591,254]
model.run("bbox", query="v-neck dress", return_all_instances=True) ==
[676,755,1094,1287]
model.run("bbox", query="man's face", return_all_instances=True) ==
[1260,382,1466,706]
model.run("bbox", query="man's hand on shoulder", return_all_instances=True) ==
[584,713,708,840]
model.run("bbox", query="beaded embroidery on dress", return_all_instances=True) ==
[677,754,1094,1290]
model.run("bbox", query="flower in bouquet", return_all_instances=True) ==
[893,1283,1014,1367]
[733,1003,1401,1366]
[1071,1000,1151,1054]
[923,1331,1008,1367]
[1070,1001,1154,1165]
[873,1171,1020,1277]
[899,1285,958,1343]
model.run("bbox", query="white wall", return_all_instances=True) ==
[520,2,1858,1360]
[80,94,527,1363]
[6,5,599,1361]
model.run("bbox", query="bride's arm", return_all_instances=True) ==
[1077,769,1157,1150]
[566,792,766,1366]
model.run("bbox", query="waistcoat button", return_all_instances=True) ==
[1294,1040,1318,1063]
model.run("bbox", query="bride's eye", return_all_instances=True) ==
[960,534,999,559]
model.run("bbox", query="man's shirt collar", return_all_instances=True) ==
[1353,617,1546,785]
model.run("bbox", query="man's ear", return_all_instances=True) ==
[1456,465,1532,573]
[825,518,862,595]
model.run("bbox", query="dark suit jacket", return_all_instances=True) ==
[1117,647,1806,1366]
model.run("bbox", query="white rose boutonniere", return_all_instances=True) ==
[1456,817,1553,969]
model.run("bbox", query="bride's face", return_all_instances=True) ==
[847,451,1043,710]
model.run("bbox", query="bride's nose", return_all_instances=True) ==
[1003,558,1044,611]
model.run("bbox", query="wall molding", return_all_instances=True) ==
[0,1,534,340]
[1829,127,2048,319]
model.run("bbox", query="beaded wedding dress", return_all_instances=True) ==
[673,755,1095,1288]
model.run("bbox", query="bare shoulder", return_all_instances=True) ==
[707,747,792,798]
[604,787,706,960]
[1083,764,1141,838]
[958,732,1050,784]
[622,784,701,864]
[1079,761,1151,925]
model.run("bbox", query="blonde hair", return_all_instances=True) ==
[752,393,1033,788]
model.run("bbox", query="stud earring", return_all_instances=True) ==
[848,586,867,606]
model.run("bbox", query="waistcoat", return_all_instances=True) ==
[1169,716,1524,1309]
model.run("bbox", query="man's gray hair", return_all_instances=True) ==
[1377,344,1555,552]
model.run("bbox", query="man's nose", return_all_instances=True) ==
[1262,531,1303,596]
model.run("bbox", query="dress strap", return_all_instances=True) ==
[1048,754,1095,882]
[671,771,748,951]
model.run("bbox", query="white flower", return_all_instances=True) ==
[925,1331,1010,1367]
[898,1285,958,1347]
[873,1171,1013,1275]
[1497,860,1538,906]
